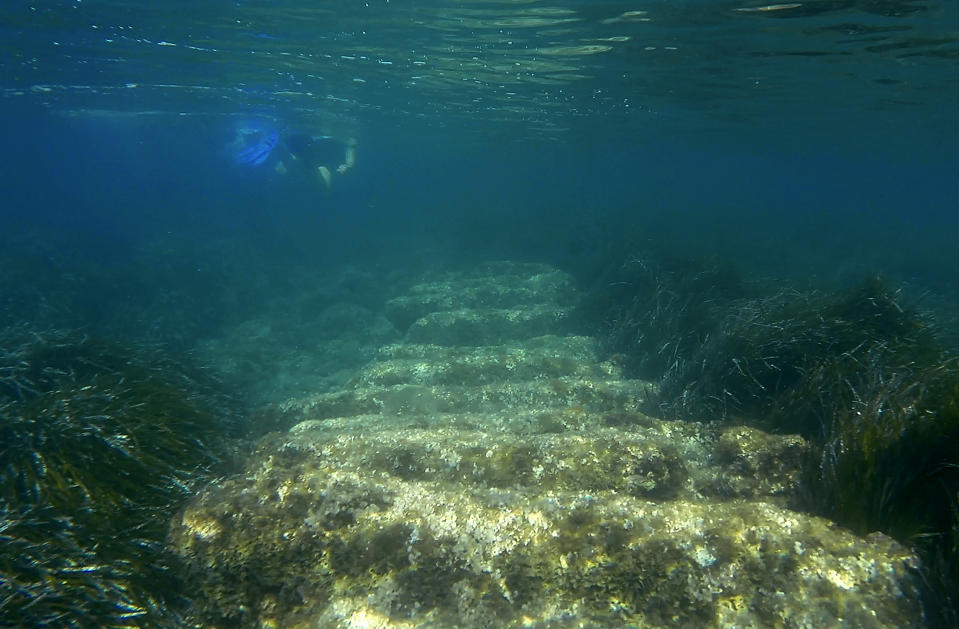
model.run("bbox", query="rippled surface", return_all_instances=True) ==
[3,0,957,141]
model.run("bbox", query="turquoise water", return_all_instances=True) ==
[3,1,958,327]
[2,1,958,627]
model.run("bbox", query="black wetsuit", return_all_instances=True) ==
[284,134,346,169]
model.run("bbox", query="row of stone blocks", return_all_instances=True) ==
[170,262,925,627]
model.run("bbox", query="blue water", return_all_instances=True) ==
[1,0,957,346]
[9,8,959,391]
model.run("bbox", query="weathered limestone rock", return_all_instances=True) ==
[384,262,578,333]
[170,261,925,628]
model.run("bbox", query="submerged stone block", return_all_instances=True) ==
[170,426,923,628]
[385,264,578,332]
[351,336,610,388]
[404,305,574,346]
[171,260,927,628]
[277,377,650,426]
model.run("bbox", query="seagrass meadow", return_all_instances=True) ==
[0,327,241,627]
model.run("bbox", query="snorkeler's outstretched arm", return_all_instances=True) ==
[336,137,357,174]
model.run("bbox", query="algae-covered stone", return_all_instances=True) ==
[405,305,574,346]
[169,261,926,627]
[170,426,923,628]
[352,336,607,388]
[385,263,578,332]
[276,375,651,428]
[705,425,808,500]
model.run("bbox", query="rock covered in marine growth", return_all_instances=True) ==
[170,261,924,628]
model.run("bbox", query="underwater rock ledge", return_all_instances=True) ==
[171,423,923,629]
[169,261,926,628]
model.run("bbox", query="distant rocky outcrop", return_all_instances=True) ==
[169,262,924,628]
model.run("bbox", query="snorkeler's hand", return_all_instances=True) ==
[336,164,349,174]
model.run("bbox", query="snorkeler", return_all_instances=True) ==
[228,121,356,191]
[274,134,357,190]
